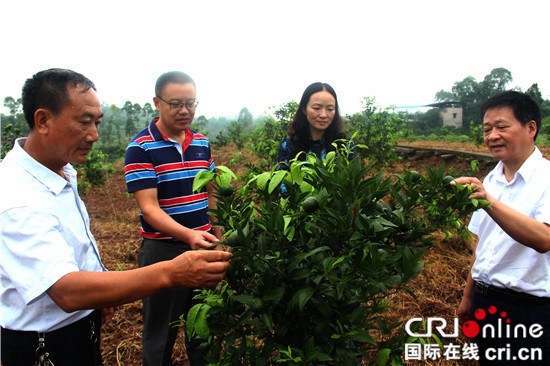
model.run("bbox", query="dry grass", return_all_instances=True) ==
[86,143,494,365]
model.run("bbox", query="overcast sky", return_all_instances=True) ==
[1,0,549,119]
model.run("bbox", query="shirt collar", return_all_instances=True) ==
[516,147,542,183]
[488,146,542,184]
[148,117,195,142]
[13,138,73,195]
[148,117,165,141]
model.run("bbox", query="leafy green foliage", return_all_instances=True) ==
[347,97,405,167]
[213,129,230,147]
[185,145,487,365]
[1,124,22,159]
[191,115,210,136]
[75,149,115,194]
[468,121,484,150]
[246,101,298,174]
[226,120,248,149]
[396,163,489,239]
[435,67,513,128]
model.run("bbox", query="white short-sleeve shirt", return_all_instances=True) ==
[469,147,550,297]
[0,138,105,332]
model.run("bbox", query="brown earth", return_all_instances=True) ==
[87,142,503,365]
[397,140,550,160]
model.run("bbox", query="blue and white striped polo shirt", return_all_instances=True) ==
[124,118,215,239]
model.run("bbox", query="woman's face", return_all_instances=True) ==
[305,90,336,139]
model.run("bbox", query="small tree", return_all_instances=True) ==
[185,146,488,365]
[1,124,22,159]
[238,107,254,131]
[469,121,484,150]
[75,149,115,194]
[247,101,298,174]
[226,120,248,149]
[192,115,210,136]
[123,101,136,139]
[347,97,405,167]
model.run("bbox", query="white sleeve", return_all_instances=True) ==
[1,207,79,305]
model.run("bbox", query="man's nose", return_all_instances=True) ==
[88,124,99,142]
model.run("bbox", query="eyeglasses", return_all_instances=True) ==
[157,96,199,111]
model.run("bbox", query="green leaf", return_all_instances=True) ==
[283,215,292,232]
[292,287,315,310]
[194,304,211,339]
[262,311,274,332]
[255,172,271,191]
[377,348,391,366]
[192,170,215,193]
[215,165,237,180]
[186,303,202,338]
[290,161,304,184]
[316,353,333,361]
[268,170,288,194]
[299,180,314,193]
[214,166,237,188]
[263,286,286,302]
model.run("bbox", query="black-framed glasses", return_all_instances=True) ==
[157,96,199,111]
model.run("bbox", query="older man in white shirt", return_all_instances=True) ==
[457,91,550,365]
[0,68,231,366]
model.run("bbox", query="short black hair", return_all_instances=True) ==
[22,68,96,130]
[480,90,542,141]
[155,71,195,97]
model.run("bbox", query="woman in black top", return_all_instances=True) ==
[277,82,355,169]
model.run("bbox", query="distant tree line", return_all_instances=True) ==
[434,67,550,128]
[1,97,263,160]
[2,67,550,161]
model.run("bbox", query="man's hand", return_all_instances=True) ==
[167,250,232,288]
[452,177,493,203]
[183,230,219,250]
[457,295,471,327]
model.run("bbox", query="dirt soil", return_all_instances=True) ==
[87,142,500,365]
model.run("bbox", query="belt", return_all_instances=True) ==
[474,281,550,304]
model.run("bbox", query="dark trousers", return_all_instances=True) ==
[1,310,102,366]
[470,284,550,365]
[138,238,206,366]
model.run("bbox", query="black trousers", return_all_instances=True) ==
[138,238,206,366]
[1,310,102,366]
[471,283,550,365]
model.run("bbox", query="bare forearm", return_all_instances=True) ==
[142,207,193,243]
[48,247,232,312]
[47,250,231,313]
[47,262,171,312]
[485,198,550,253]
[453,177,550,253]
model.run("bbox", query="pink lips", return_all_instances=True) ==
[490,144,505,151]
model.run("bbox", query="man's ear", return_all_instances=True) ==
[527,120,537,137]
[153,97,161,110]
[34,109,52,135]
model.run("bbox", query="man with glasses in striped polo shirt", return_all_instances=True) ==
[125,71,222,366]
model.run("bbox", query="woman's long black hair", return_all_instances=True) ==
[287,82,347,160]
